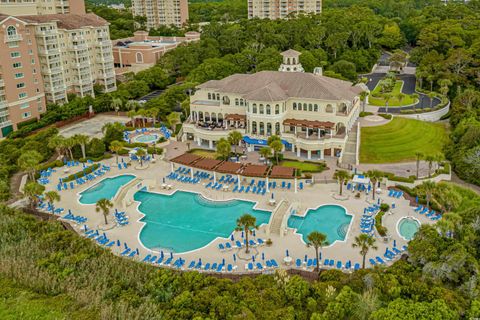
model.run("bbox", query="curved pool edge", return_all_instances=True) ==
[396,216,421,241]
[76,173,137,205]
[133,187,272,255]
[288,203,354,248]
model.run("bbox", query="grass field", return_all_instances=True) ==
[188,148,218,159]
[360,117,448,163]
[280,160,327,172]
[369,80,417,107]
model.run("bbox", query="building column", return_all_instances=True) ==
[296,147,301,157]
[291,143,295,152]
[307,150,311,160]
[237,175,241,189]
[197,137,201,146]
[306,129,309,138]
[213,171,216,183]
[318,129,321,139]
[208,140,213,149]
[320,149,324,160]
[190,169,194,178]
[294,177,298,194]
[170,162,174,173]
[266,176,269,193]
[294,126,297,135]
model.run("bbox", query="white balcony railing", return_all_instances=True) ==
[4,34,22,43]
[0,120,12,128]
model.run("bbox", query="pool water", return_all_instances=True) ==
[79,175,135,204]
[134,134,159,143]
[287,205,352,244]
[135,190,271,253]
[398,218,420,240]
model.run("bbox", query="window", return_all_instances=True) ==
[15,73,24,79]
[293,102,297,110]
[266,105,271,115]
[18,93,27,99]
[28,49,33,55]
[252,104,257,113]
[303,103,307,111]
[309,104,313,112]
[235,98,239,106]
[135,52,143,63]
[22,112,31,119]
[16,83,25,89]
[10,52,20,58]
[31,58,35,64]
[20,102,29,109]
[6,26,16,36]
[314,104,318,112]
[208,93,211,100]
[216,93,220,100]
[275,104,279,114]
[13,62,22,68]
[259,104,264,114]
[326,104,333,113]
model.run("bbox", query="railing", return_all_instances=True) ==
[4,34,22,43]
[0,120,12,128]
[0,79,4,87]
[0,110,9,117]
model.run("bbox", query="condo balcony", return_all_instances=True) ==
[43,37,58,45]
[0,78,4,87]
[0,119,12,128]
[38,48,60,56]
[0,109,9,118]
[4,34,22,43]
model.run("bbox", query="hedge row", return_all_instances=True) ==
[63,164,100,182]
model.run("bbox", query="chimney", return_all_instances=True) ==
[313,67,323,76]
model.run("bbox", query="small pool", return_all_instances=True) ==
[135,190,271,253]
[79,175,135,204]
[133,134,159,143]
[287,205,352,244]
[398,218,420,240]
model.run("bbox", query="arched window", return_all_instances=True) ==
[235,98,239,106]
[326,104,333,113]
[309,104,313,112]
[240,99,244,106]
[135,52,143,63]
[259,122,265,135]
[275,122,280,135]
[198,111,204,121]
[314,104,318,112]
[275,104,279,114]
[267,123,272,135]
[222,96,230,105]
[204,112,210,121]
[211,112,217,122]
[293,102,297,110]
[266,104,271,115]
[252,104,257,113]
[7,26,17,36]
[208,93,212,100]
[259,104,264,115]
[252,121,257,134]
[339,103,347,114]
[216,93,220,100]
[303,103,307,111]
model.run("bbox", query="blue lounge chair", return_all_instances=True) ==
[227,264,233,272]
[164,257,173,265]
[376,257,385,264]
[336,261,342,269]
[233,186,238,192]
[299,182,303,190]
[204,263,211,271]
[271,259,278,268]
[414,205,422,212]
[296,259,302,267]
[354,263,360,270]
[247,263,254,271]
[329,260,334,267]
[211,263,218,270]
[256,263,263,270]
[149,256,157,263]
[369,258,376,266]
[120,248,131,256]
[216,264,223,272]
[218,243,225,250]
[249,240,257,247]
[257,238,264,246]
[105,241,115,247]
[235,240,242,249]
[225,242,232,250]
[323,259,329,266]
[128,251,137,257]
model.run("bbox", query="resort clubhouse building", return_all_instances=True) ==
[182,50,363,161]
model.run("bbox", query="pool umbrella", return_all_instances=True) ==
[393,240,397,247]
[233,254,236,262]
[103,232,107,238]
[160,251,164,258]
[230,234,234,241]
[124,242,128,249]
[163,177,165,183]
[222,258,225,265]
[241,231,244,238]
[121,158,124,163]
[117,240,121,247]
[364,208,366,214]
[385,248,388,254]
[271,193,274,199]
[136,248,139,255]
[83,225,87,232]
[170,252,173,259]
[286,249,289,257]
[261,252,265,261]
[304,255,308,262]
[252,255,255,262]
[378,199,381,205]
[319,252,322,260]
[253,230,256,237]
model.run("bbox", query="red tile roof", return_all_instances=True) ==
[270,166,295,179]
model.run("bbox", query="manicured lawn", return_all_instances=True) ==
[369,80,417,107]
[189,148,218,159]
[360,117,448,163]
[280,160,326,172]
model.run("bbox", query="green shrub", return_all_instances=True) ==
[359,111,373,117]
[378,113,392,120]
[118,148,129,155]
[375,211,388,236]
[79,154,112,163]
[17,118,39,129]
[63,164,100,182]
[147,147,163,155]
[122,142,149,148]
[380,203,390,212]
[34,160,64,179]
[87,138,106,158]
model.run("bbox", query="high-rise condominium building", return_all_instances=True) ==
[0,13,116,137]
[132,0,189,29]
[0,0,85,16]
[248,0,322,19]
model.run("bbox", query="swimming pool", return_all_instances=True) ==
[133,134,159,143]
[398,217,420,240]
[79,175,135,204]
[135,190,271,253]
[287,205,352,244]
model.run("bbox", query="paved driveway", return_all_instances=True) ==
[59,114,129,138]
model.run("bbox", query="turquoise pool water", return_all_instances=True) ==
[134,134,159,143]
[79,175,135,204]
[135,190,271,253]
[287,205,352,244]
[398,218,420,240]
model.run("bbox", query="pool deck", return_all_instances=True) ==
[42,157,435,273]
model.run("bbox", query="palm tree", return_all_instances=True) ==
[366,170,383,200]
[17,150,43,181]
[48,135,67,159]
[268,135,283,164]
[306,231,329,272]
[259,146,272,163]
[64,137,76,160]
[109,140,123,164]
[421,180,436,209]
[127,110,137,128]
[73,134,90,159]
[44,191,60,215]
[95,198,113,225]
[425,155,436,178]
[147,108,159,127]
[236,214,257,254]
[228,130,243,157]
[333,170,351,196]
[396,93,405,106]
[111,97,123,115]
[352,234,378,269]
[383,93,392,113]
[360,91,369,113]
[136,148,147,167]
[126,100,138,112]
[166,112,181,133]
[216,138,231,160]
[428,92,436,108]
[411,93,419,108]
[415,152,423,179]
[136,109,147,128]
[23,181,45,209]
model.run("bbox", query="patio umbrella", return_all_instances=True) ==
[83,225,87,232]
[160,251,164,258]
[271,193,274,199]
[393,240,397,247]
[230,234,234,241]
[304,254,308,262]
[222,258,225,265]
[385,248,389,254]
[261,252,265,261]
[124,242,128,249]
[136,248,139,255]
[199,258,202,264]
[378,199,381,205]
[319,252,322,260]
[252,255,255,262]
[117,240,121,247]
[103,232,107,238]
[253,230,256,237]
[364,208,367,214]
[286,249,289,257]
[170,252,173,259]
[233,254,236,262]
[163,177,166,183]
[241,231,244,238]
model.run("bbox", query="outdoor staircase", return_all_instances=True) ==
[114,177,142,209]
[342,123,358,165]
[267,199,291,236]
